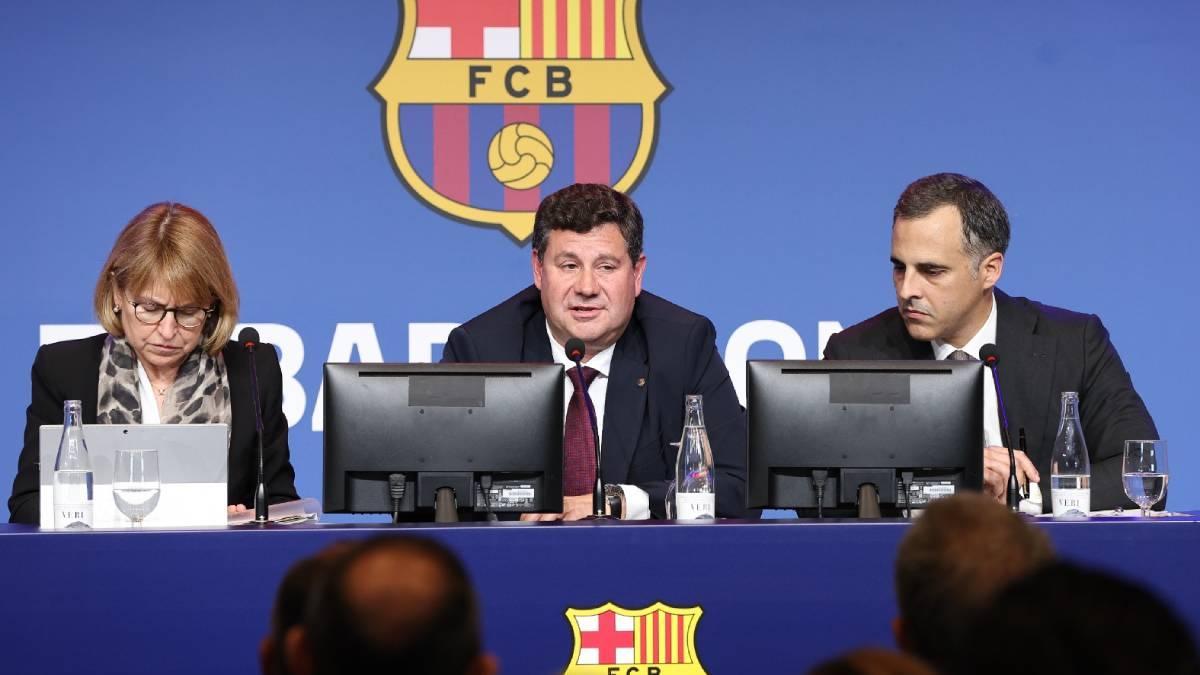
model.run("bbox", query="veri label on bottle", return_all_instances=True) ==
[675,493,715,520]
[1051,489,1090,517]
[54,503,93,529]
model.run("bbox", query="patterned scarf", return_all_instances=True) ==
[97,335,231,426]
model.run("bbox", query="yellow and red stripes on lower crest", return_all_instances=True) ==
[633,610,691,664]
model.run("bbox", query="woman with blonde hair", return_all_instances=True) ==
[8,202,298,523]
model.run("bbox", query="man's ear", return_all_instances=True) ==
[892,616,911,652]
[980,251,1004,290]
[470,652,500,675]
[282,626,314,675]
[259,636,277,675]
[531,250,544,291]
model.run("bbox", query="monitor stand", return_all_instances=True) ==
[434,487,458,523]
[857,484,881,519]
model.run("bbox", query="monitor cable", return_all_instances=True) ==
[812,469,828,519]
[388,473,406,524]
[479,475,498,522]
[900,471,914,519]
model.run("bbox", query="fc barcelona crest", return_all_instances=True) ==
[372,0,669,242]
[563,602,706,674]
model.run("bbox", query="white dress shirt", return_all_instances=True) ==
[931,294,1002,449]
[546,323,651,519]
[136,362,162,424]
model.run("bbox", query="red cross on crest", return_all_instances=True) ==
[580,610,635,664]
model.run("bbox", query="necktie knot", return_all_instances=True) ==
[569,365,600,392]
[946,349,976,361]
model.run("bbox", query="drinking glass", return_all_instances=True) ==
[113,448,161,526]
[1122,440,1167,518]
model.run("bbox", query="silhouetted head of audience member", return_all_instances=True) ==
[808,647,938,675]
[288,535,496,675]
[892,492,1054,671]
[260,541,355,675]
[957,561,1200,675]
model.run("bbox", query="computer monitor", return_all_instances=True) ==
[747,360,984,517]
[323,362,564,519]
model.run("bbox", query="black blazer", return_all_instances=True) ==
[823,290,1158,511]
[8,334,299,524]
[443,286,748,518]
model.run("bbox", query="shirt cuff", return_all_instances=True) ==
[619,484,651,520]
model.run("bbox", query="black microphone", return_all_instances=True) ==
[238,327,269,523]
[979,343,1020,511]
[564,337,606,518]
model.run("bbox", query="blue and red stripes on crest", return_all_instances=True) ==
[401,0,637,211]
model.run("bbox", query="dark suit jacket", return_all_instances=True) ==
[823,290,1158,511]
[442,286,748,518]
[8,334,300,524]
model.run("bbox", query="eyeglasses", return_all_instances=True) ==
[126,300,214,329]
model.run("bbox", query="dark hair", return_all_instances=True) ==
[305,535,483,675]
[531,183,644,263]
[265,542,355,675]
[894,173,1010,263]
[958,562,1200,675]
[894,493,1054,671]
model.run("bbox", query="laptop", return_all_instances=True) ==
[39,424,228,529]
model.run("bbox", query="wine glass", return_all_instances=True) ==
[113,448,161,526]
[1122,440,1167,518]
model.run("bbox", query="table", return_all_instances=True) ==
[1,517,1197,674]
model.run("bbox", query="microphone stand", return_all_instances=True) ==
[242,335,269,524]
[984,357,1020,511]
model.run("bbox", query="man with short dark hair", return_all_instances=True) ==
[443,183,747,520]
[961,561,1200,675]
[892,493,1055,672]
[825,173,1158,510]
[260,541,355,675]
[286,536,496,675]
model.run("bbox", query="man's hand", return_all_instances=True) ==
[519,494,595,521]
[227,504,248,516]
[983,446,1040,501]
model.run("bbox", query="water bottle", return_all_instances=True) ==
[1050,391,1090,518]
[53,400,94,529]
[675,395,716,519]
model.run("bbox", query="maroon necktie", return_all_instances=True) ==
[564,366,600,496]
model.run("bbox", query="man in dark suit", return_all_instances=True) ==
[824,173,1157,511]
[443,183,746,520]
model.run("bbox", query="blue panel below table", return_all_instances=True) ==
[1,517,1197,674]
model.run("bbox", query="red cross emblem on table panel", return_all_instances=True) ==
[580,610,635,664]
[563,602,706,674]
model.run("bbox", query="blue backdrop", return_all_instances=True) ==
[2,1,1196,514]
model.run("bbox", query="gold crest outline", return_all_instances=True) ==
[563,601,706,674]
[371,0,670,242]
